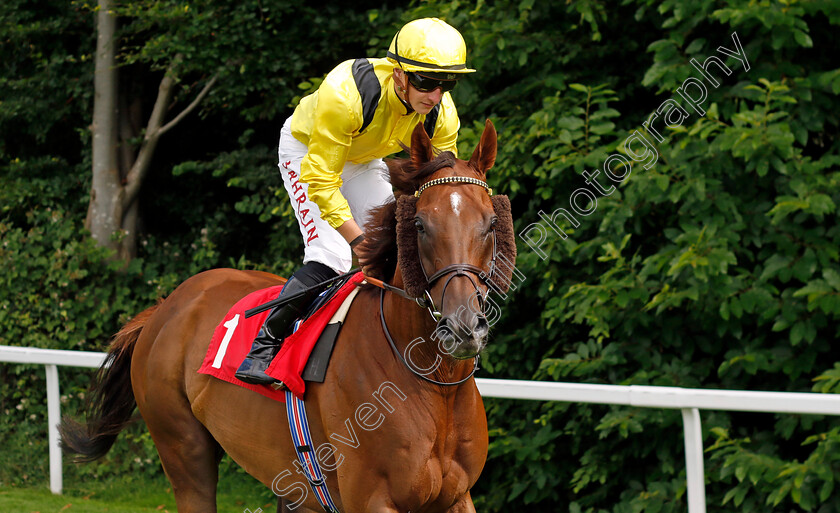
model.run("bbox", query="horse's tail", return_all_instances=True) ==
[59,303,160,462]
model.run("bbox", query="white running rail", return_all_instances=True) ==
[0,346,107,495]
[2,345,840,513]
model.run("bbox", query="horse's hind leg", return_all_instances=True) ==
[142,402,222,512]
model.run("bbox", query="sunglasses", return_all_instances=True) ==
[405,72,457,93]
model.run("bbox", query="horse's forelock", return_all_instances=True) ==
[365,150,489,286]
[387,151,457,196]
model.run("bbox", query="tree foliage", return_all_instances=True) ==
[2,0,840,511]
[428,1,840,511]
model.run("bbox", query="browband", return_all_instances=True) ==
[414,176,492,198]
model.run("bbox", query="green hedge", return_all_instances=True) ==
[3,1,840,512]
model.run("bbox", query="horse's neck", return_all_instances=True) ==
[381,269,475,385]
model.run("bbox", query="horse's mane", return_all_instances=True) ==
[358,151,457,281]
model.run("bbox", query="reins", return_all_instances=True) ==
[378,288,479,386]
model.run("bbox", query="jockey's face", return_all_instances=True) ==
[407,81,443,115]
[393,69,447,115]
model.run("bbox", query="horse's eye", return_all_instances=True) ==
[486,216,498,234]
[414,218,425,233]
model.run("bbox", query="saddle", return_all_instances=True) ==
[198,272,365,401]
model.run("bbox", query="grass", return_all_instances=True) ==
[0,486,172,513]
[0,412,283,513]
[0,465,277,513]
[1,417,278,513]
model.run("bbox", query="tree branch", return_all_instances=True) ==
[157,72,218,137]
[123,64,219,207]
[123,63,177,206]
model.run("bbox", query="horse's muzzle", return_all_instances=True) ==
[435,309,489,359]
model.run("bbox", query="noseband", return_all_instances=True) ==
[419,249,497,323]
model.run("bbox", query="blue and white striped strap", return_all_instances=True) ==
[284,319,340,512]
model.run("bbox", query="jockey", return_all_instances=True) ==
[235,17,476,385]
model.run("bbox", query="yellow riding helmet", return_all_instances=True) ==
[387,18,476,77]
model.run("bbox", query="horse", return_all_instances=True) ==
[60,119,516,513]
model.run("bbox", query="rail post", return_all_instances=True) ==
[681,407,705,513]
[45,363,63,494]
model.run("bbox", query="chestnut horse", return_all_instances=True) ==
[61,120,515,513]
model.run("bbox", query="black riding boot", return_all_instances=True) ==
[234,262,337,385]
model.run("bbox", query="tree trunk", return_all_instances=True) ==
[87,0,123,257]
[86,1,218,262]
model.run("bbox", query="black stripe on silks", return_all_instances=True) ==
[386,51,466,71]
[424,103,440,139]
[351,58,382,134]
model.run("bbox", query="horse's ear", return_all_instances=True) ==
[469,119,497,174]
[410,122,434,169]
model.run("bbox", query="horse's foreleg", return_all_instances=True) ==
[444,491,477,513]
[277,498,321,513]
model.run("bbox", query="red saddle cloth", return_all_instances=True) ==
[198,272,365,401]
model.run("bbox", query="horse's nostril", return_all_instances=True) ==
[473,315,489,339]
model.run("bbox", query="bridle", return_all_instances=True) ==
[377,176,498,386]
[379,290,479,387]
